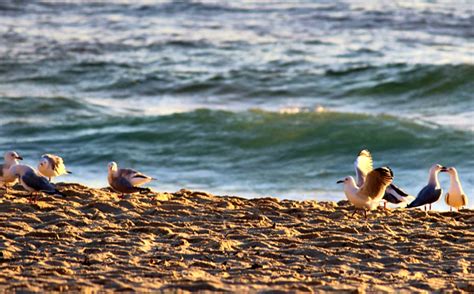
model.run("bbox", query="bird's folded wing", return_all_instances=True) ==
[22,170,55,192]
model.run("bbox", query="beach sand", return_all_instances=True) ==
[0,183,472,293]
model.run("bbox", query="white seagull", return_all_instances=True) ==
[0,151,23,191]
[355,149,414,208]
[38,154,72,181]
[337,166,393,218]
[107,161,155,198]
[444,167,468,211]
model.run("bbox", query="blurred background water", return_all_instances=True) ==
[0,0,472,209]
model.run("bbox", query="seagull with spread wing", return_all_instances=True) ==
[337,165,393,218]
[354,149,414,208]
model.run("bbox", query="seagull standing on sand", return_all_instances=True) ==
[0,151,23,191]
[107,162,155,198]
[337,166,393,217]
[38,153,72,181]
[406,164,447,211]
[9,164,64,203]
[355,149,414,208]
[444,167,468,211]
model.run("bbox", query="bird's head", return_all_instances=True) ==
[431,164,447,173]
[38,158,49,169]
[444,166,457,175]
[108,161,118,173]
[337,176,356,186]
[4,151,23,163]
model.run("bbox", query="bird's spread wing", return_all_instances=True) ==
[22,170,56,193]
[359,166,393,199]
[354,149,373,187]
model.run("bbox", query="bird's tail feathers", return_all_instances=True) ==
[43,189,65,197]
[67,170,72,174]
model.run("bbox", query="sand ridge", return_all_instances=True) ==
[0,183,473,293]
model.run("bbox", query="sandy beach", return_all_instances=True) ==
[0,183,472,293]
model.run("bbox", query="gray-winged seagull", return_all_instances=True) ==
[107,161,155,198]
[9,164,64,203]
[406,164,447,211]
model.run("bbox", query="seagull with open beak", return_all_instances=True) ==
[407,164,448,211]
[444,167,468,211]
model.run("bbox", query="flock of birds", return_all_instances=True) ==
[0,149,469,215]
[0,151,155,203]
[337,149,468,216]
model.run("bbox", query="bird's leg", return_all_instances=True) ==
[424,205,427,212]
[429,204,432,211]
[48,177,51,182]
[384,201,387,210]
[29,192,37,204]
[363,209,367,219]
[450,207,452,212]
[351,208,358,218]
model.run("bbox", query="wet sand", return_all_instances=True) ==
[0,183,472,293]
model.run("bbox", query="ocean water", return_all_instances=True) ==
[0,0,472,210]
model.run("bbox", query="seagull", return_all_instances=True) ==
[107,161,155,198]
[444,167,468,211]
[355,149,414,208]
[0,151,23,192]
[38,153,72,181]
[337,166,393,218]
[9,164,64,203]
[406,164,447,211]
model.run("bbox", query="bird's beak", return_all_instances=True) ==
[336,180,344,184]
[440,167,448,172]
[15,155,23,160]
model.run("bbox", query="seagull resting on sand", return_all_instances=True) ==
[9,164,64,203]
[38,154,72,181]
[444,167,468,211]
[337,166,393,218]
[355,149,414,208]
[107,161,155,198]
[0,151,23,192]
[406,164,447,211]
